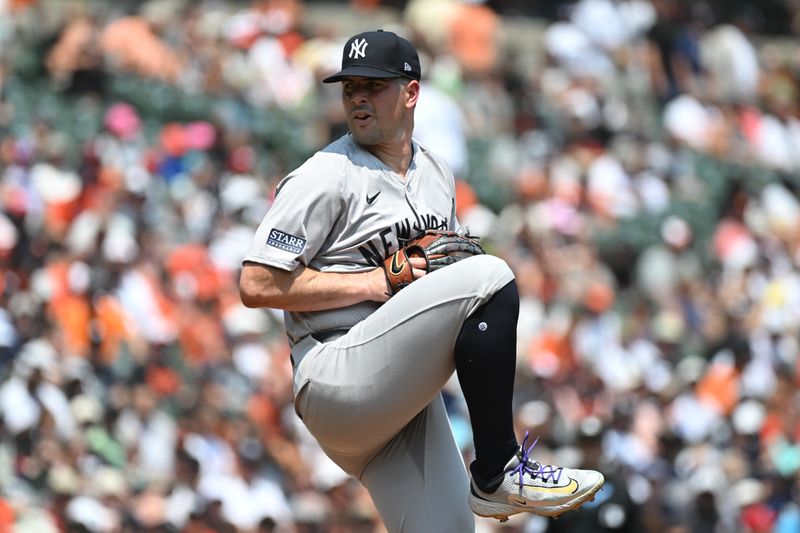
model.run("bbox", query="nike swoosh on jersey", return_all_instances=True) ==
[389,253,405,275]
[366,191,381,205]
[516,477,579,497]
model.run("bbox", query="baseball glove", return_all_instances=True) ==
[383,229,485,295]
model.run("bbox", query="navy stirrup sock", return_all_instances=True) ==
[454,280,520,486]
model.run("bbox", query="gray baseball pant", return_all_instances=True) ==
[291,254,516,532]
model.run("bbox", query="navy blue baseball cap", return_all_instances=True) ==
[323,29,421,83]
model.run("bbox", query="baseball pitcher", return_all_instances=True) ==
[240,29,604,532]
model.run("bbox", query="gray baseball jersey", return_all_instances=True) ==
[243,133,460,344]
[243,132,518,531]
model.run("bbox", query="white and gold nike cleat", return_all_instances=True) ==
[469,433,605,521]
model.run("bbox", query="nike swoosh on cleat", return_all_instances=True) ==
[517,478,579,496]
[366,191,381,204]
[508,495,530,506]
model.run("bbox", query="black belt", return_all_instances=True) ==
[310,328,350,343]
[290,328,350,367]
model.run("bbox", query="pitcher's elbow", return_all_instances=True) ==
[238,273,261,308]
[239,288,257,308]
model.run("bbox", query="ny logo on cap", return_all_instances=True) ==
[349,38,368,60]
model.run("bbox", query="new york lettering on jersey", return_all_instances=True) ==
[357,213,449,266]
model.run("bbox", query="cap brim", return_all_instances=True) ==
[322,65,404,83]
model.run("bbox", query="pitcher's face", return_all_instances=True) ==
[341,77,413,146]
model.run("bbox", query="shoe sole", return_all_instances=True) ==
[471,476,605,522]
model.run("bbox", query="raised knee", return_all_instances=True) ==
[466,254,514,283]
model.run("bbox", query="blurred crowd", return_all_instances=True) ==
[0,0,799,531]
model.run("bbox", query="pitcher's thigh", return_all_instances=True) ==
[359,396,475,533]
[296,255,515,464]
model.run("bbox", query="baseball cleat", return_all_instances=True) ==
[469,432,605,521]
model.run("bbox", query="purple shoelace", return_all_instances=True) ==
[511,432,564,490]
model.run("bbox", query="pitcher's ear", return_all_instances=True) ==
[405,79,420,108]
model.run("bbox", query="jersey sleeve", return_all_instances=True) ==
[417,140,461,233]
[451,195,462,233]
[243,163,343,271]
[446,165,461,233]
